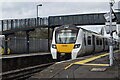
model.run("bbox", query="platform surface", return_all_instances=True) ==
[28,50,120,79]
[0,52,50,59]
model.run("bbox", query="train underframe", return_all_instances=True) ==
[57,52,71,60]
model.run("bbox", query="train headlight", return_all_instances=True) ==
[52,44,56,49]
[74,44,80,49]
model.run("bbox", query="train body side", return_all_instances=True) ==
[50,25,119,60]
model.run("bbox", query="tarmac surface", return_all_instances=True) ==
[28,50,120,80]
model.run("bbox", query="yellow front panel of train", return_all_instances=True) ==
[56,44,74,53]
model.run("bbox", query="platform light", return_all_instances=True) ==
[37,4,42,18]
[110,0,115,6]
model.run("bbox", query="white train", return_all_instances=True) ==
[50,25,119,60]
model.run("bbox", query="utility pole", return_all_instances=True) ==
[109,0,115,66]
[104,0,118,66]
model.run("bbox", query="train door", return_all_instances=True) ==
[92,35,95,52]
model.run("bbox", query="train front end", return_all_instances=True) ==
[51,25,81,60]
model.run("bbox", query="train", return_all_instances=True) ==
[50,25,119,60]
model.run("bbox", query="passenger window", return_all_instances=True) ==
[106,40,108,45]
[100,39,102,45]
[88,36,91,45]
[96,38,99,45]
[84,34,86,46]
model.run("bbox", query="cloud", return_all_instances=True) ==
[1,1,119,19]
[1,2,38,19]
[1,2,106,19]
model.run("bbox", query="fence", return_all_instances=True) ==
[2,37,48,54]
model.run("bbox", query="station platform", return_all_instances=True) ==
[28,50,120,79]
[1,52,53,72]
[0,52,50,59]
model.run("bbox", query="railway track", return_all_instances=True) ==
[1,59,69,80]
[1,62,55,80]
[1,52,71,80]
[1,51,112,80]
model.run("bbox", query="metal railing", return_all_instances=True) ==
[0,17,48,31]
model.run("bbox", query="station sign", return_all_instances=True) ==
[104,13,115,22]
[104,8,117,22]
[105,22,117,34]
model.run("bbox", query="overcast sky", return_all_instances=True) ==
[0,0,119,19]
[0,0,119,39]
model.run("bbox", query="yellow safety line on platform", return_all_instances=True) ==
[64,63,73,70]
[64,53,109,70]
[114,50,120,53]
[74,53,109,64]
[81,63,109,66]
[64,50,120,70]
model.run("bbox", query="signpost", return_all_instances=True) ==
[104,12,116,22]
[104,0,117,66]
[105,22,117,34]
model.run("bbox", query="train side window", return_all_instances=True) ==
[100,39,102,45]
[106,40,108,45]
[88,36,91,45]
[96,38,99,45]
[84,34,86,46]
[115,41,116,46]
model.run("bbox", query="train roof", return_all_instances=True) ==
[77,26,102,35]
[55,25,102,35]
[55,25,119,40]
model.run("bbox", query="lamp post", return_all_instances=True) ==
[37,4,42,26]
[104,0,119,66]
[37,4,42,18]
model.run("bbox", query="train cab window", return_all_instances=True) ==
[55,27,79,44]
[88,36,91,45]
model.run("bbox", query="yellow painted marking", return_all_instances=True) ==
[64,50,119,69]
[0,49,3,54]
[56,44,74,53]
[0,48,10,54]
[65,53,109,69]
[114,50,120,53]
[64,63,73,70]
[81,63,109,66]
[74,53,109,64]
